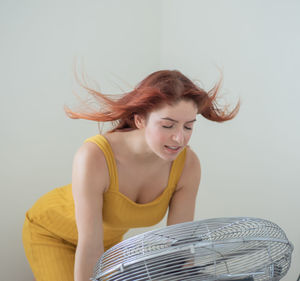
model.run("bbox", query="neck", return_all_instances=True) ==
[108,130,167,165]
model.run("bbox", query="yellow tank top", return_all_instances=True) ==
[27,135,187,251]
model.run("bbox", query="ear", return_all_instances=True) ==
[134,114,146,129]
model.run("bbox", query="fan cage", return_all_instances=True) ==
[92,217,293,281]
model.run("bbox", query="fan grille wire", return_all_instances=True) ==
[92,217,293,281]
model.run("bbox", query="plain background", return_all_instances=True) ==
[1,0,299,280]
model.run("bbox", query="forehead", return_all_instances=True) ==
[149,100,198,120]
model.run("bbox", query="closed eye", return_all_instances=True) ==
[162,125,193,130]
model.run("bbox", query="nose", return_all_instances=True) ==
[171,129,184,145]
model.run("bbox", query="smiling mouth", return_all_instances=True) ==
[165,145,181,152]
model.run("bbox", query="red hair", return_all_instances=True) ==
[64,70,240,132]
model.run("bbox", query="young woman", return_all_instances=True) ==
[22,70,239,281]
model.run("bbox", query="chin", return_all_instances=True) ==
[159,146,183,161]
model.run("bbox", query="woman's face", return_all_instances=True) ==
[142,99,198,161]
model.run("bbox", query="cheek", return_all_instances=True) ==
[146,127,169,145]
[182,130,193,146]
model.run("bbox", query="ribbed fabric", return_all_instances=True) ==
[23,216,75,281]
[22,134,187,281]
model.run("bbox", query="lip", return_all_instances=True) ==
[164,145,182,153]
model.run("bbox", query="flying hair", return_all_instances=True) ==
[64,69,240,132]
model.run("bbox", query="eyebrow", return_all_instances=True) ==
[161,117,197,123]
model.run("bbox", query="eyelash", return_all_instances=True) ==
[162,125,192,130]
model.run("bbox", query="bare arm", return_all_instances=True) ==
[72,142,110,281]
[167,148,201,226]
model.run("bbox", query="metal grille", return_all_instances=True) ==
[92,217,293,281]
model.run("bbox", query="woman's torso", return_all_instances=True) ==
[103,131,175,205]
[26,134,187,251]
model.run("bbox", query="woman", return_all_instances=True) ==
[22,69,239,281]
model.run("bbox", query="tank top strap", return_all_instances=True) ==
[83,135,118,191]
[167,147,187,192]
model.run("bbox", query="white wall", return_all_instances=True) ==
[158,0,299,279]
[0,0,161,279]
[1,0,299,280]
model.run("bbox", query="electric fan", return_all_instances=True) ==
[92,217,293,281]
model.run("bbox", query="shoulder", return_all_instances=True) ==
[176,146,201,191]
[74,141,107,169]
[76,139,106,157]
[185,146,201,170]
[72,141,110,193]
[181,146,201,178]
